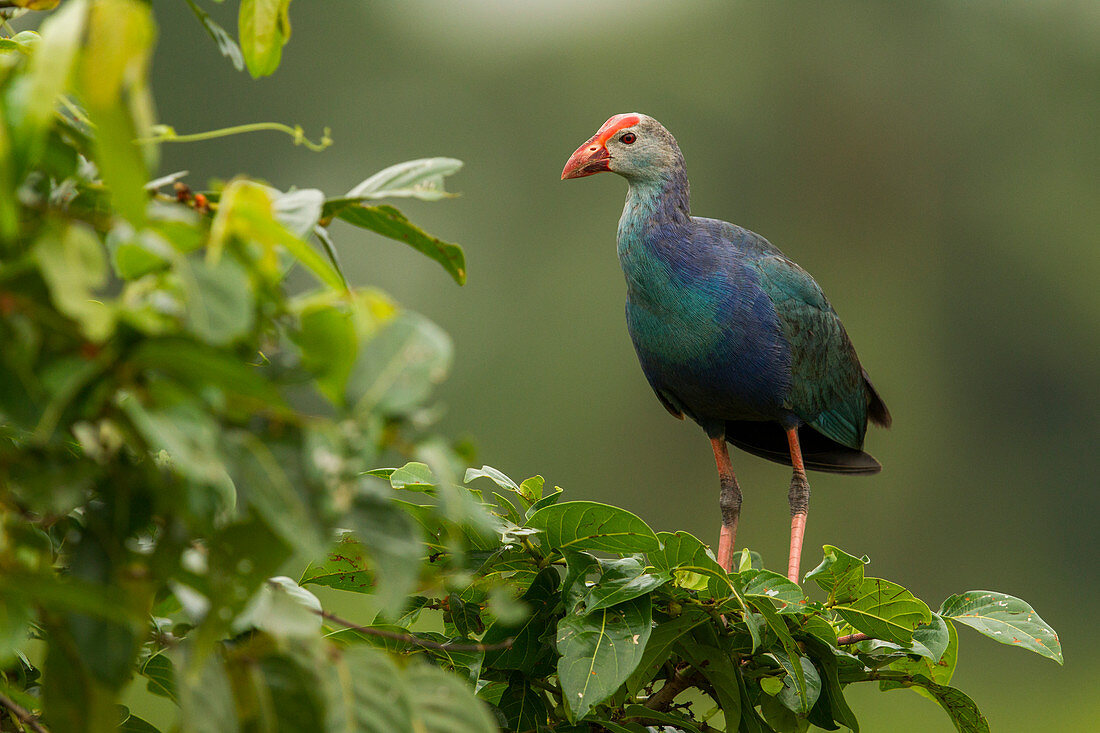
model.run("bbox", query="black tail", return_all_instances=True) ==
[724,420,882,475]
[863,369,892,428]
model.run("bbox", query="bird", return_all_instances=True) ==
[561,113,890,583]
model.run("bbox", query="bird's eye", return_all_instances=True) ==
[620,132,636,144]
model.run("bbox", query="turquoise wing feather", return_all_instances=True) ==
[750,255,868,449]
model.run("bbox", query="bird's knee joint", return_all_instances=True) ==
[788,474,810,515]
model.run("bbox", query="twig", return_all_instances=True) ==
[642,665,701,711]
[837,632,871,645]
[317,608,512,652]
[0,690,49,733]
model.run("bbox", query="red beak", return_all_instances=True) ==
[561,137,611,180]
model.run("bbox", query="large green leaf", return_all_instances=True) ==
[15,0,84,172]
[80,0,156,226]
[832,577,932,645]
[883,674,990,733]
[238,0,291,78]
[345,493,424,619]
[179,254,255,346]
[323,646,495,733]
[526,501,660,555]
[175,645,239,733]
[557,595,652,722]
[676,638,743,727]
[498,673,549,731]
[482,567,560,674]
[939,590,1062,664]
[336,204,466,285]
[342,158,463,202]
[623,606,708,695]
[347,310,452,416]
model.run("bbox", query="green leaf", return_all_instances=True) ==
[184,0,245,71]
[623,606,708,695]
[881,618,959,697]
[238,0,291,78]
[482,567,560,674]
[526,501,660,555]
[887,674,990,733]
[499,673,549,731]
[232,576,322,639]
[174,645,239,733]
[347,310,452,416]
[343,157,463,201]
[273,188,324,238]
[444,593,484,637]
[650,530,731,596]
[910,612,952,662]
[676,638,742,727]
[119,712,163,733]
[805,545,867,597]
[557,595,652,722]
[775,653,821,717]
[580,556,670,614]
[301,533,371,593]
[832,577,932,645]
[80,0,156,226]
[389,462,437,489]
[128,338,285,408]
[346,493,424,619]
[464,464,520,492]
[738,568,807,613]
[293,303,357,405]
[140,653,178,704]
[323,646,495,733]
[34,223,114,341]
[0,595,31,664]
[223,432,328,560]
[801,637,860,732]
[211,179,343,290]
[14,0,84,171]
[336,204,466,285]
[749,598,810,712]
[939,590,1062,664]
[180,254,255,346]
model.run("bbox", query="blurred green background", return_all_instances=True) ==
[65,1,1100,729]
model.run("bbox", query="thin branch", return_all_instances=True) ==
[135,122,333,152]
[837,632,871,645]
[0,690,49,733]
[317,608,512,652]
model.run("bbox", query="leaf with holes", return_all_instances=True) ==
[940,591,1062,664]
[557,595,652,722]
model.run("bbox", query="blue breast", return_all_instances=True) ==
[617,182,792,431]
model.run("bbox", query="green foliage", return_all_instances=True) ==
[0,4,1062,733]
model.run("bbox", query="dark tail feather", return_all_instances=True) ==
[724,420,882,475]
[863,369,892,428]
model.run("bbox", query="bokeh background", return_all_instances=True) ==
[48,1,1100,729]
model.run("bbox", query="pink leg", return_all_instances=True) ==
[710,437,742,573]
[785,427,810,583]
